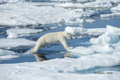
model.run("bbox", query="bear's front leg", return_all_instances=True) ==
[68,47,73,50]
[59,39,73,51]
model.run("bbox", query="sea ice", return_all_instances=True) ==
[0,38,35,49]
[7,27,43,38]
[65,26,106,38]
[85,19,96,23]
[0,52,120,80]
[0,1,120,80]
[90,25,120,44]
[65,26,86,35]
[0,3,84,26]
[111,4,120,12]
[0,0,26,4]
[70,46,94,55]
[0,49,19,61]
[55,2,85,8]
[69,25,120,58]
[0,0,120,27]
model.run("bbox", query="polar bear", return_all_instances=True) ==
[32,32,73,53]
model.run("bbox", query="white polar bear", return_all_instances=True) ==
[32,31,73,53]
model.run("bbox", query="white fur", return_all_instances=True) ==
[32,32,73,53]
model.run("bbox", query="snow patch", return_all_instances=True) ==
[65,26,86,35]
[7,28,43,38]
[0,0,25,4]
[85,19,96,23]
[65,26,106,38]
[0,52,120,80]
[0,38,35,49]
[111,4,120,12]
[90,25,120,45]
[0,49,19,61]
[69,25,120,57]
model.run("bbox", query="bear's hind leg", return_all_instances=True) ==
[32,41,44,53]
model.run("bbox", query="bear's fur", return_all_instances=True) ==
[32,32,73,53]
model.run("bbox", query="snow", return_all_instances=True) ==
[0,53,120,80]
[0,0,25,4]
[69,25,120,58]
[55,2,85,8]
[0,1,109,27]
[0,3,85,27]
[0,49,19,61]
[100,13,120,19]
[0,38,35,49]
[6,27,43,38]
[0,0,119,27]
[90,25,120,44]
[6,26,57,38]
[70,46,94,55]
[0,0,120,80]
[84,0,112,9]
[86,28,106,37]
[0,0,95,3]
[65,26,106,38]
[65,26,86,35]
[111,4,120,12]
[85,19,96,23]
[1,24,120,80]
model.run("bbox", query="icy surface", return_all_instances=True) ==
[6,26,57,38]
[90,25,120,44]
[0,56,120,80]
[0,0,120,26]
[0,49,19,61]
[7,28,43,38]
[0,0,120,80]
[65,26,86,35]
[0,0,95,3]
[70,25,120,55]
[111,4,120,12]
[65,26,106,38]
[0,3,85,26]
[0,38,35,49]
[85,19,96,23]
[0,0,25,4]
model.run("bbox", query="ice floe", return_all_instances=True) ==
[0,0,26,4]
[65,26,86,35]
[55,2,85,8]
[100,13,120,19]
[0,3,85,26]
[0,49,19,61]
[111,4,120,12]
[1,0,114,27]
[0,0,119,27]
[0,52,120,80]
[69,25,120,55]
[90,25,120,44]
[6,26,57,38]
[68,25,120,66]
[65,26,106,38]
[6,27,43,38]
[0,1,120,80]
[85,19,96,23]
[0,38,35,49]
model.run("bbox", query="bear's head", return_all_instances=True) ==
[63,32,72,39]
